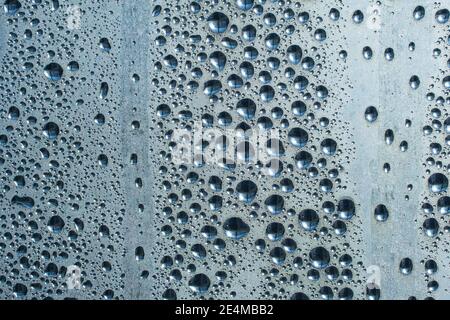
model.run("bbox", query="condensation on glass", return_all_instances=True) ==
[0,0,449,300]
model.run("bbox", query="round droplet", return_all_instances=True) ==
[236,0,254,11]
[314,29,327,41]
[309,246,330,269]
[374,204,389,222]
[13,283,27,297]
[409,75,420,89]
[207,12,229,33]
[223,217,250,239]
[428,173,448,193]
[203,80,222,96]
[321,138,337,156]
[291,292,309,300]
[295,151,313,170]
[399,258,413,275]
[264,194,284,214]
[365,106,378,122]
[209,51,227,71]
[266,222,285,241]
[288,127,309,148]
[337,198,355,220]
[423,218,439,237]
[384,48,394,61]
[298,209,319,231]
[329,8,340,21]
[236,180,258,203]
[363,46,373,60]
[435,9,449,24]
[188,273,210,294]
[443,76,450,90]
[292,101,307,117]
[352,10,364,24]
[47,215,65,233]
[44,63,63,81]
[437,196,450,215]
[286,45,303,64]
[265,33,281,50]
[4,0,21,15]
[413,6,425,20]
[236,98,256,120]
[42,122,60,140]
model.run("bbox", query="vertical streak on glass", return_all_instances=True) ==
[121,0,153,299]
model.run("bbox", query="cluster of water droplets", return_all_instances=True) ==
[0,0,126,299]
[148,0,366,300]
[415,4,450,300]
[1,0,449,300]
[354,3,449,300]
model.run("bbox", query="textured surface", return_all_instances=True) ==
[0,0,449,300]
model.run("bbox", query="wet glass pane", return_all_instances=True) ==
[0,0,449,300]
